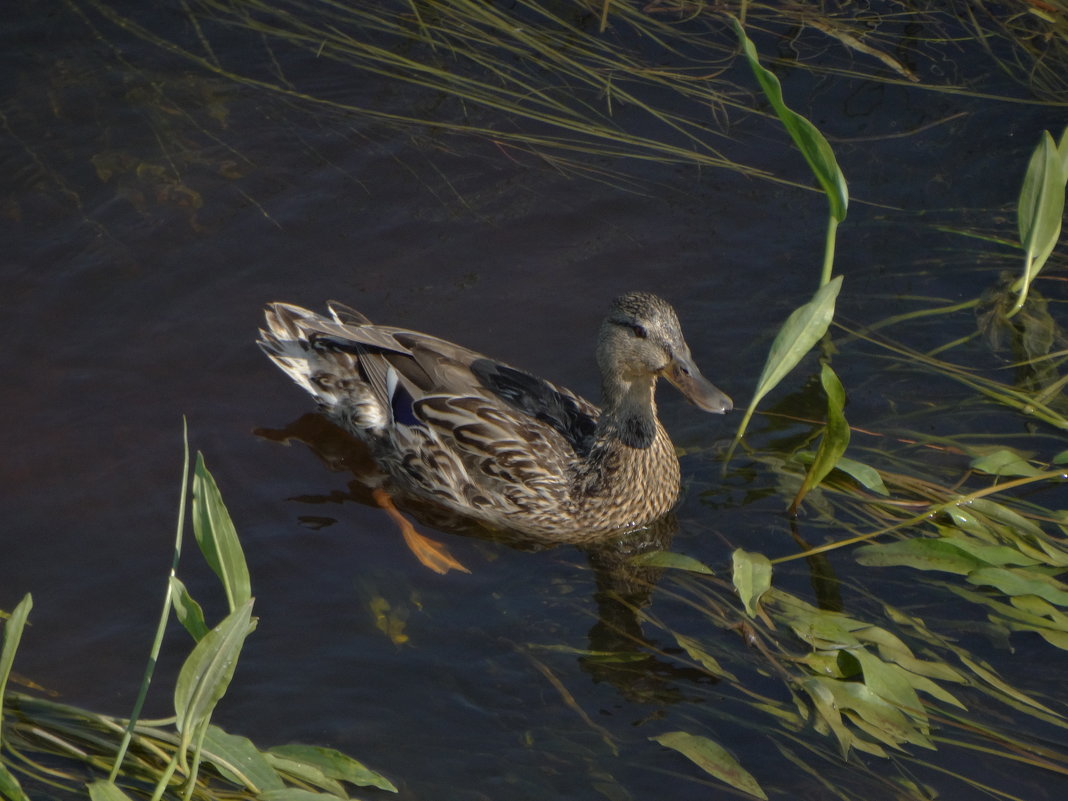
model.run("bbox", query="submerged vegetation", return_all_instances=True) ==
[5,1,1068,800]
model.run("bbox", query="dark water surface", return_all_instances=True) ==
[3,2,1068,800]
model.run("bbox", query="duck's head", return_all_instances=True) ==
[597,291,733,414]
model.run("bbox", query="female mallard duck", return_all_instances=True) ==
[259,292,731,543]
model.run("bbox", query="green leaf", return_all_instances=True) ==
[86,780,134,801]
[856,539,985,575]
[174,599,255,759]
[732,549,772,617]
[201,724,285,793]
[651,731,767,800]
[258,790,344,801]
[263,752,346,798]
[673,633,738,681]
[193,452,251,612]
[0,593,32,745]
[729,277,843,454]
[269,745,397,793]
[629,550,714,574]
[1013,130,1068,314]
[170,576,209,641]
[732,18,847,222]
[851,648,926,725]
[791,364,850,512]
[0,762,30,801]
[834,455,889,495]
[967,567,1068,605]
[970,448,1043,478]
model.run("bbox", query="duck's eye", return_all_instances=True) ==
[630,324,648,339]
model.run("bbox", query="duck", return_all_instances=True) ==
[258,292,732,543]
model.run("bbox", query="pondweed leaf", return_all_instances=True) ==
[732,18,847,222]
[672,633,738,681]
[651,731,767,800]
[169,575,209,641]
[732,549,772,618]
[967,567,1068,605]
[629,550,715,574]
[269,745,398,793]
[262,753,346,798]
[791,364,849,514]
[857,539,1002,574]
[174,598,255,759]
[258,790,344,801]
[728,276,843,460]
[834,455,889,495]
[0,593,31,744]
[970,448,1044,477]
[193,452,251,612]
[85,780,133,801]
[201,724,285,793]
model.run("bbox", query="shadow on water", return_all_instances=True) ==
[256,412,731,706]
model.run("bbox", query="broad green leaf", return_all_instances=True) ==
[965,497,1046,540]
[855,624,968,684]
[970,448,1043,477]
[263,752,346,798]
[0,763,30,801]
[811,676,934,751]
[791,364,849,512]
[673,633,737,680]
[86,780,134,801]
[834,455,889,495]
[800,677,886,758]
[651,731,767,800]
[269,745,397,793]
[170,576,209,641]
[629,550,714,574]
[730,277,843,453]
[174,599,255,759]
[201,724,285,793]
[856,539,984,575]
[850,648,926,725]
[732,549,772,617]
[967,567,1068,605]
[732,18,847,222]
[0,593,31,744]
[193,452,251,612]
[1013,130,1067,314]
[941,537,1041,567]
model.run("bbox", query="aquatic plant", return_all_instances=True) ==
[0,427,395,801]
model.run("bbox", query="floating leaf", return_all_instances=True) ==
[673,633,737,681]
[834,455,889,495]
[259,790,344,801]
[170,576,209,641]
[174,599,255,759]
[630,550,714,574]
[651,731,767,800]
[269,744,397,792]
[732,549,772,617]
[970,448,1043,477]
[193,453,251,612]
[850,648,926,725]
[0,593,31,744]
[201,724,285,793]
[967,567,1068,605]
[856,539,984,575]
[262,753,346,798]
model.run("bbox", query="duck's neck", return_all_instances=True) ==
[598,372,657,448]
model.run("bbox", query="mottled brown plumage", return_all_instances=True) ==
[258,293,731,543]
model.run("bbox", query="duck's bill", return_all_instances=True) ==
[666,357,733,414]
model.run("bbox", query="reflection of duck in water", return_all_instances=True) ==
[258,292,731,546]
